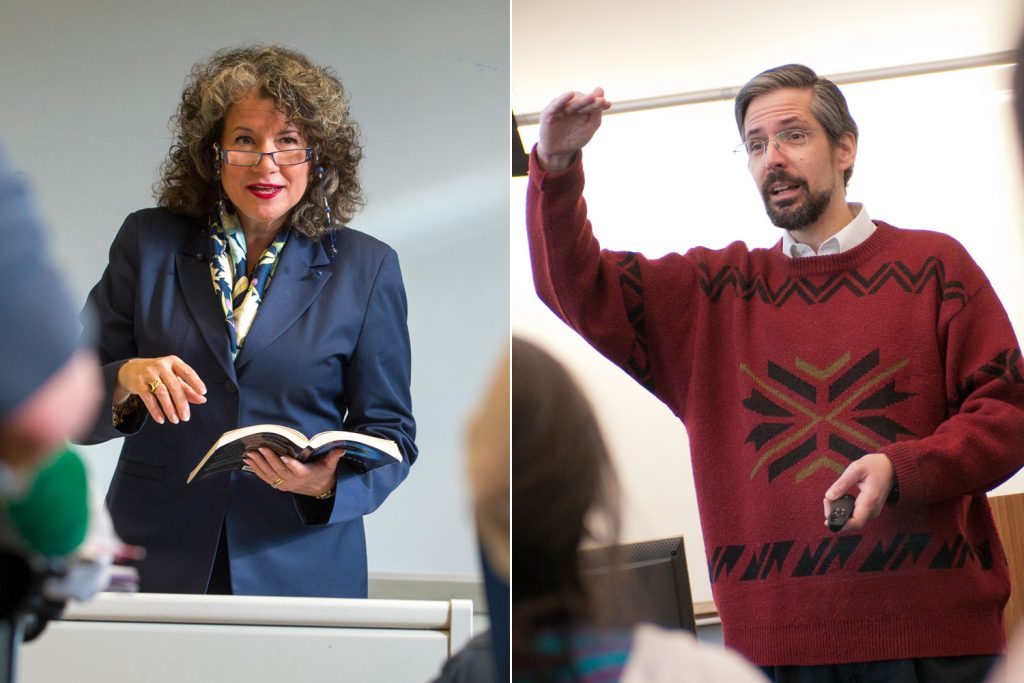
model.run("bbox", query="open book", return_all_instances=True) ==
[187,424,403,484]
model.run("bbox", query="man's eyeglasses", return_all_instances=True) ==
[219,147,314,167]
[733,129,818,158]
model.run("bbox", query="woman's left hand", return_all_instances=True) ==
[243,446,343,498]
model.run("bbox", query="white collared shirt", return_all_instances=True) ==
[781,203,875,257]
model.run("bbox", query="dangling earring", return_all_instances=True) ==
[213,143,226,216]
[318,165,337,257]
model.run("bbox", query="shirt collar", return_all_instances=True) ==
[781,203,875,258]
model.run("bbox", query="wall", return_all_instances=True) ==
[0,0,508,580]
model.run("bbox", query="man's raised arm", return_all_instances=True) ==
[535,88,612,173]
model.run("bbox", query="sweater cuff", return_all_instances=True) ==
[879,441,923,507]
[528,145,585,195]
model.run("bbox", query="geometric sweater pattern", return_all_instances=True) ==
[527,150,1024,666]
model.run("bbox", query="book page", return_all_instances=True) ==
[307,432,402,461]
[196,439,252,477]
[238,433,309,461]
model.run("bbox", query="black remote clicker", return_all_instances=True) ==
[827,494,856,532]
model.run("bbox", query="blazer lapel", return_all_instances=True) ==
[175,230,237,381]
[234,233,333,370]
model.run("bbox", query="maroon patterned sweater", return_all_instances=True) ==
[526,150,1024,666]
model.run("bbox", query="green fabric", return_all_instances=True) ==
[6,447,89,556]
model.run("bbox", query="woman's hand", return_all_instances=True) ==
[115,356,207,425]
[243,446,343,498]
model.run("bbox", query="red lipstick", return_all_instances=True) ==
[247,184,283,199]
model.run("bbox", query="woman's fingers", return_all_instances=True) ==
[116,356,207,425]
[243,447,338,497]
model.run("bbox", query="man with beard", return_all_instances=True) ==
[525,64,1024,683]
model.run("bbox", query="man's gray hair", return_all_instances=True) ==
[735,64,859,187]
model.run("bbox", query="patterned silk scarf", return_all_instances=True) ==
[209,210,289,361]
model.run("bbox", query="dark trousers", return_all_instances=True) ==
[759,655,999,683]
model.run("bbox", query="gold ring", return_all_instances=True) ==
[148,378,163,394]
[271,477,284,489]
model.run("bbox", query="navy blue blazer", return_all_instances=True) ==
[81,208,416,597]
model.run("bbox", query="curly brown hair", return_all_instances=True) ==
[155,45,363,239]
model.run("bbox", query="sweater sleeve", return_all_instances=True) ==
[526,147,699,401]
[881,274,1024,507]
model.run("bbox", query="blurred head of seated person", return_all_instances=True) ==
[430,344,510,683]
[468,344,510,584]
[77,45,416,597]
[0,145,129,610]
[0,145,100,474]
[511,337,765,682]
[467,343,510,678]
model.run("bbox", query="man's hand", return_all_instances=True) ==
[823,453,895,532]
[536,88,612,173]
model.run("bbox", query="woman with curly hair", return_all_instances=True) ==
[79,45,416,597]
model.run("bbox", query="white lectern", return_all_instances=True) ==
[20,593,473,683]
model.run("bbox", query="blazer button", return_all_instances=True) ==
[224,380,238,394]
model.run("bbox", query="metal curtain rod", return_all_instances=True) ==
[515,50,1017,126]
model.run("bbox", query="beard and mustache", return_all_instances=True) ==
[760,170,834,231]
